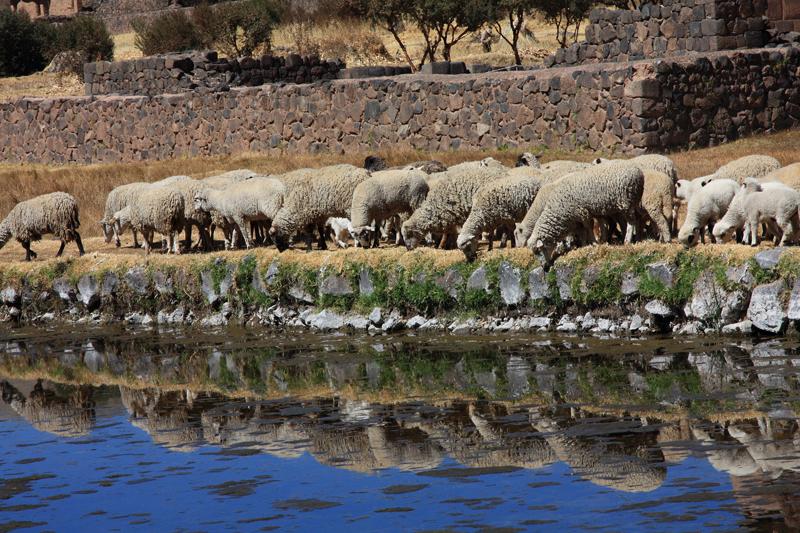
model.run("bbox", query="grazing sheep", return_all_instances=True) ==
[674,177,711,204]
[516,152,541,168]
[326,217,356,248]
[528,163,645,267]
[539,160,591,173]
[593,154,677,182]
[114,188,185,255]
[639,170,674,243]
[200,169,258,189]
[400,164,508,250]
[193,177,286,249]
[457,167,543,261]
[713,180,800,245]
[364,155,447,174]
[712,155,781,182]
[677,179,738,247]
[350,169,429,248]
[759,162,800,190]
[0,192,84,261]
[270,164,371,251]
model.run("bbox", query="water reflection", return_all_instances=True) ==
[2,328,800,530]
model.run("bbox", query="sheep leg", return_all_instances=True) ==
[623,219,635,245]
[748,220,759,246]
[487,232,494,251]
[56,240,66,257]
[74,232,85,256]
[777,217,792,247]
[184,225,192,250]
[132,230,140,248]
[653,213,671,243]
[316,224,328,250]
[22,241,37,261]
[372,220,381,249]
[304,232,314,252]
[234,217,252,249]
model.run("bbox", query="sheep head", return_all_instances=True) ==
[712,220,736,243]
[456,232,478,262]
[350,225,373,249]
[677,224,702,248]
[531,238,557,270]
[400,221,423,250]
[192,191,211,214]
[269,208,296,252]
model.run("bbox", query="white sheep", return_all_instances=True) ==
[677,179,738,247]
[639,170,674,243]
[759,162,800,190]
[528,162,645,267]
[400,164,508,250]
[712,180,800,246]
[539,160,591,173]
[326,217,357,248]
[200,169,258,189]
[269,164,371,251]
[0,192,84,261]
[349,169,429,248]
[193,177,286,249]
[113,188,185,255]
[457,167,543,261]
[593,154,677,181]
[713,155,781,182]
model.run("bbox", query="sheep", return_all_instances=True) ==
[639,170,674,243]
[113,188,185,255]
[593,154,677,182]
[528,162,645,267]
[457,167,543,261]
[200,169,258,189]
[349,169,429,248]
[539,160,591,173]
[677,178,738,247]
[0,192,84,261]
[516,152,541,168]
[760,162,800,190]
[326,217,356,248]
[269,164,371,251]
[364,155,447,174]
[193,177,286,249]
[712,155,781,183]
[712,179,800,246]
[675,176,711,204]
[400,164,508,250]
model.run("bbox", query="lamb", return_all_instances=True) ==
[326,217,357,248]
[113,188,185,255]
[269,164,371,251]
[677,178,738,247]
[349,169,429,248]
[0,192,84,261]
[675,176,711,204]
[400,164,508,250]
[528,162,645,267]
[712,180,800,246]
[457,167,543,261]
[193,177,286,249]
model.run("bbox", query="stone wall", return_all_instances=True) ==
[2,47,799,164]
[633,48,800,150]
[769,0,800,31]
[84,51,343,97]
[547,0,769,67]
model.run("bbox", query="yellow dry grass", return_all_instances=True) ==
[113,32,142,61]
[0,71,84,101]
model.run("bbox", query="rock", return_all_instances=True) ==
[53,278,74,301]
[646,261,675,288]
[530,316,551,329]
[507,355,531,398]
[369,307,382,325]
[44,50,83,74]
[382,311,404,332]
[787,279,800,321]
[556,321,578,332]
[201,313,228,327]
[726,263,754,288]
[153,271,173,296]
[721,320,752,334]
[77,275,100,310]
[596,318,612,332]
[0,287,19,306]
[528,267,548,301]
[493,318,515,331]
[645,299,673,317]
[450,319,475,335]
[678,321,702,335]
[420,318,444,330]
[747,280,787,334]
[265,260,280,285]
[555,264,574,301]
[359,268,374,296]
[435,268,463,298]
[629,314,643,330]
[345,314,369,330]
[499,262,523,305]
[406,315,427,329]
[319,273,354,296]
[621,271,640,296]
[125,267,149,295]
[685,271,725,322]
[200,270,219,305]
[580,312,596,330]
[467,266,490,292]
[754,247,786,270]
[101,272,118,296]
[308,309,346,330]
[288,285,315,304]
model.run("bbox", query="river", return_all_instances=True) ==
[0,327,799,531]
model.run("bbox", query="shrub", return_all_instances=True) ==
[132,10,205,56]
[0,10,47,77]
[194,0,282,57]
[39,16,114,76]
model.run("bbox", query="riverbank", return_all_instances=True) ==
[1,242,799,336]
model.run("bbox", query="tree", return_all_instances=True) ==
[353,0,420,71]
[0,10,47,77]
[538,0,594,48]
[195,0,282,58]
[411,0,494,62]
[487,0,538,65]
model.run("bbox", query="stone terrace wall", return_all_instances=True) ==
[547,0,769,67]
[2,47,799,164]
[633,47,800,150]
[84,51,342,97]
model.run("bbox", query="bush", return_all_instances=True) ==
[39,16,114,76]
[194,0,282,57]
[132,11,205,56]
[0,10,47,77]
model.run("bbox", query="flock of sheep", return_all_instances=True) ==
[1,153,799,265]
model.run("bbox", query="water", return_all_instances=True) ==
[1,327,800,531]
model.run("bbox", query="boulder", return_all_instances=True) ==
[307,309,346,330]
[467,266,490,292]
[77,275,100,310]
[646,261,675,288]
[498,262,523,305]
[747,280,787,333]
[528,267,548,301]
[124,267,149,295]
[754,247,786,270]
[359,268,374,296]
[319,273,354,296]
[435,268,464,299]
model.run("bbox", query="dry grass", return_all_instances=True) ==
[113,32,142,61]
[0,72,84,101]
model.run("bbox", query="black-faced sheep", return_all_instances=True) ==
[0,192,84,261]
